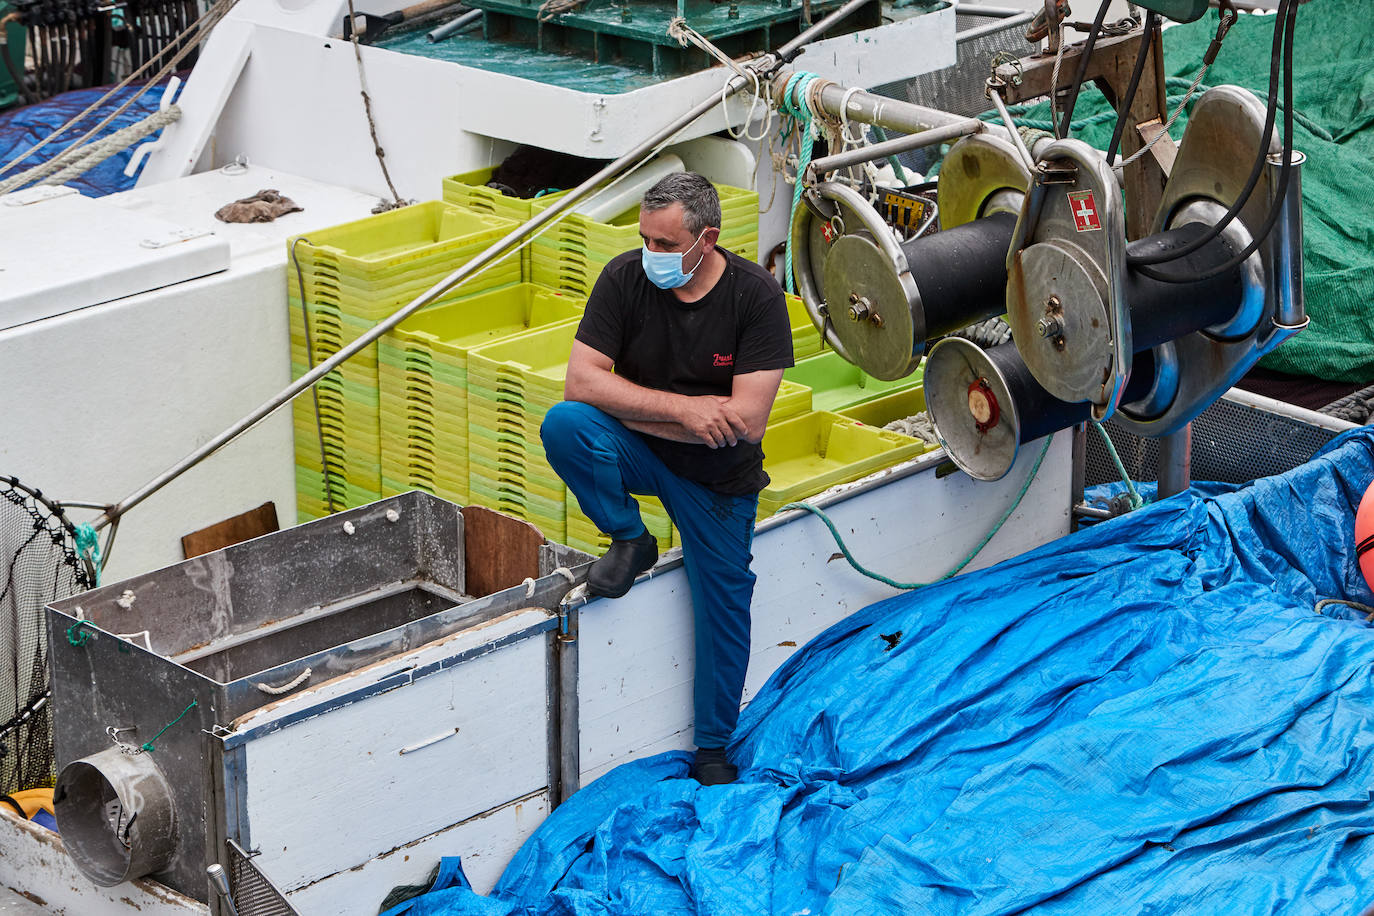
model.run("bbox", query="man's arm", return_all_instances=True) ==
[720,369,785,444]
[565,340,750,448]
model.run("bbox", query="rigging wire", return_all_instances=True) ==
[1127,0,1289,272]
[1133,0,1298,285]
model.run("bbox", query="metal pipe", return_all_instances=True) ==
[555,608,580,805]
[806,118,983,176]
[1269,150,1306,331]
[773,74,972,136]
[92,0,878,532]
[427,8,479,42]
[1157,424,1191,498]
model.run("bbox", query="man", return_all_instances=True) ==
[541,172,793,786]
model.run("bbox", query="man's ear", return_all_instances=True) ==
[703,226,722,251]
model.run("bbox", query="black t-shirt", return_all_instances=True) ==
[574,247,794,496]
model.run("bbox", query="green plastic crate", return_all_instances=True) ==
[757,411,929,520]
[785,293,823,360]
[836,386,931,430]
[783,351,925,414]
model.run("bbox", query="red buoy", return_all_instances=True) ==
[1358,480,1374,591]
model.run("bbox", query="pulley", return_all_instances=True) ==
[789,133,1031,381]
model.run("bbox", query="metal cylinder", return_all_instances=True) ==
[902,210,1018,339]
[1269,150,1307,330]
[54,746,179,886]
[1124,222,1247,350]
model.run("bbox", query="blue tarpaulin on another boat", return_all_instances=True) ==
[395,428,1374,916]
[0,84,168,198]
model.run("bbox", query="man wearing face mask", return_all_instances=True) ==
[541,172,793,785]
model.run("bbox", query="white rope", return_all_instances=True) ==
[256,667,311,695]
[523,576,537,598]
[670,16,774,144]
[552,566,576,585]
[26,106,183,189]
[0,0,238,182]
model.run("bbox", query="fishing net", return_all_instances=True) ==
[0,476,93,796]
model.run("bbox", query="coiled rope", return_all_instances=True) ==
[779,70,822,294]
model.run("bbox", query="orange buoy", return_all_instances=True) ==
[1359,480,1374,591]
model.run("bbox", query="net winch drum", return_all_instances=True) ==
[788,133,1030,381]
[47,492,591,902]
[1002,85,1306,433]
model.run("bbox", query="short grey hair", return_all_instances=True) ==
[641,172,722,236]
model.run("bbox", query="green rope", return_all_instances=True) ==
[1092,421,1144,510]
[74,522,100,586]
[783,434,1055,590]
[141,700,198,753]
[869,124,910,185]
[780,70,821,295]
[66,620,96,648]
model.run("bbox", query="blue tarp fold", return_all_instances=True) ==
[405,429,1374,915]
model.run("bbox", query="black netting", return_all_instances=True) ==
[0,477,93,796]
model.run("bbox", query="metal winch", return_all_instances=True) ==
[784,48,1306,484]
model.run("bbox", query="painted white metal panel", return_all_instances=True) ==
[140,3,954,194]
[283,790,549,912]
[0,188,229,330]
[0,169,376,582]
[577,436,1074,784]
[235,608,554,893]
[0,809,205,915]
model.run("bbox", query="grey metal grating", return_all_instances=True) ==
[226,841,299,916]
[1085,392,1356,490]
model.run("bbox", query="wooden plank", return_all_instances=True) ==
[239,609,552,891]
[180,500,279,558]
[461,505,546,598]
[283,790,550,912]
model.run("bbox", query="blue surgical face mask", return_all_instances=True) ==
[641,228,708,290]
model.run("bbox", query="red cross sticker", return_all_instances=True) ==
[1068,190,1102,232]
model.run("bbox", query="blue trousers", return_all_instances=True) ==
[541,401,758,748]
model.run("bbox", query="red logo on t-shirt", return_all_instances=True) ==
[713,353,734,368]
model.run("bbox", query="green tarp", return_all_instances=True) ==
[1005,1,1374,384]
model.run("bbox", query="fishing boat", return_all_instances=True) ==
[1,0,1371,912]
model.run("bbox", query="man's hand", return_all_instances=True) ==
[676,396,750,449]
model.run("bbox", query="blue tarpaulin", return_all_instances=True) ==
[0,84,168,198]
[398,429,1374,915]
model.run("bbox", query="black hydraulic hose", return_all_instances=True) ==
[1127,0,1290,268]
[1057,0,1113,139]
[1105,11,1157,167]
[1134,0,1297,285]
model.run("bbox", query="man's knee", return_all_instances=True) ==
[541,401,611,466]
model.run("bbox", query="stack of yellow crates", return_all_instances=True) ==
[377,284,586,504]
[289,202,521,521]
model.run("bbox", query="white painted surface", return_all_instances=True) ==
[283,790,550,912]
[0,188,229,330]
[236,608,554,894]
[0,168,377,583]
[0,809,205,915]
[577,435,1074,783]
[140,0,955,195]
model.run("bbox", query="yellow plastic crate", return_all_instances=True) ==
[785,293,824,360]
[757,411,930,520]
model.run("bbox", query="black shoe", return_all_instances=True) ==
[586,530,658,598]
[691,746,738,786]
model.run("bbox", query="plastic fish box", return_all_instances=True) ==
[783,351,925,414]
[785,293,823,360]
[836,385,931,429]
[756,411,929,520]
